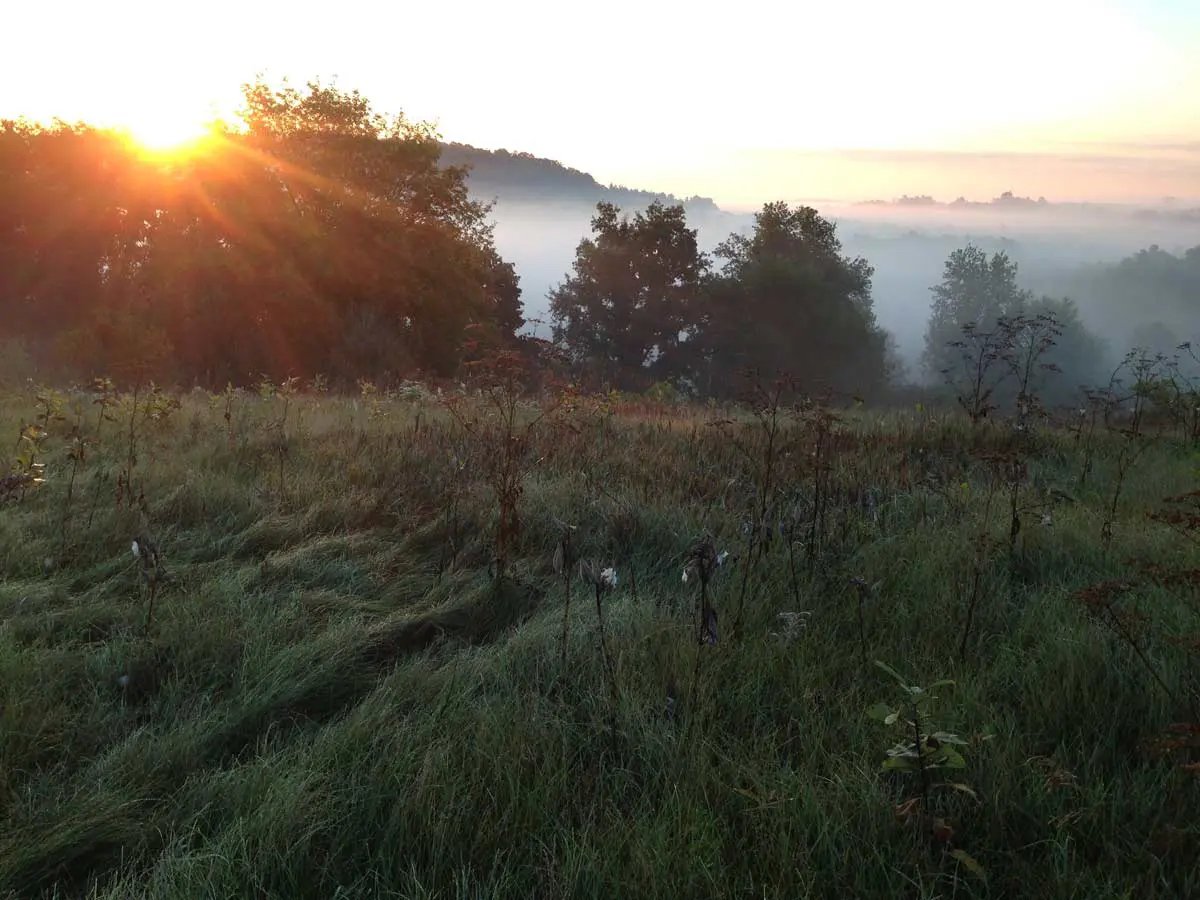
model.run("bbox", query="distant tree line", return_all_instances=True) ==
[550,200,891,398]
[548,201,1162,405]
[1,81,522,386]
[1080,244,1200,353]
[922,246,1109,405]
[437,143,722,214]
[2,77,1190,402]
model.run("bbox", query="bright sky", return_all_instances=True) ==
[4,0,1198,207]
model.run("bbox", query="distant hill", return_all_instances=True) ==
[433,142,741,335]
[855,191,1200,223]
[438,143,724,216]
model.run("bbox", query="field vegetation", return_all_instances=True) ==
[1,361,1197,898]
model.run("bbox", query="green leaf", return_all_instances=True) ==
[939,747,967,769]
[931,731,969,745]
[882,757,917,771]
[874,660,910,688]
[949,849,987,881]
[866,702,893,722]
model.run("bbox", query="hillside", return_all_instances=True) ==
[439,142,725,216]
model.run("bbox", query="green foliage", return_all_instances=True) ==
[1073,244,1200,352]
[0,386,1198,898]
[924,246,1108,401]
[868,662,989,882]
[0,81,523,386]
[697,202,888,397]
[644,380,679,404]
[868,662,971,775]
[1,422,48,502]
[550,200,889,398]
[550,201,706,390]
[924,247,1026,380]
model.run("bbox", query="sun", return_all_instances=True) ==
[123,114,213,156]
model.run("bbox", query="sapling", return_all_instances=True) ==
[867,661,987,881]
[34,387,66,435]
[2,423,48,504]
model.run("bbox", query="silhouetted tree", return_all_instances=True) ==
[693,202,887,397]
[923,246,1109,402]
[922,246,1028,380]
[0,80,523,386]
[549,201,706,389]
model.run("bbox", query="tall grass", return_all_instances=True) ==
[0,386,1197,899]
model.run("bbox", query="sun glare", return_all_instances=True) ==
[124,116,212,156]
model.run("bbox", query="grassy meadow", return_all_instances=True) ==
[1,382,1198,898]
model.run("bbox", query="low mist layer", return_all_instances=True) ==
[459,148,1198,376]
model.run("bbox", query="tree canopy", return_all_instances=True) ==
[922,246,1028,379]
[549,201,706,390]
[695,202,887,396]
[549,201,889,398]
[923,245,1109,404]
[0,80,522,385]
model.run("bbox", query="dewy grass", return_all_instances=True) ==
[0,386,1198,898]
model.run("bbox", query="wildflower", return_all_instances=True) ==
[716,550,730,567]
[117,674,131,689]
[772,610,812,642]
[1041,512,1053,527]
[131,540,141,559]
[579,560,617,594]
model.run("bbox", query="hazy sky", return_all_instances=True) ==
[5,0,1198,207]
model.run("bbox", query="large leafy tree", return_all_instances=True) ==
[694,202,887,396]
[921,246,1028,379]
[0,80,523,384]
[923,246,1109,400]
[0,123,134,341]
[549,201,706,389]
